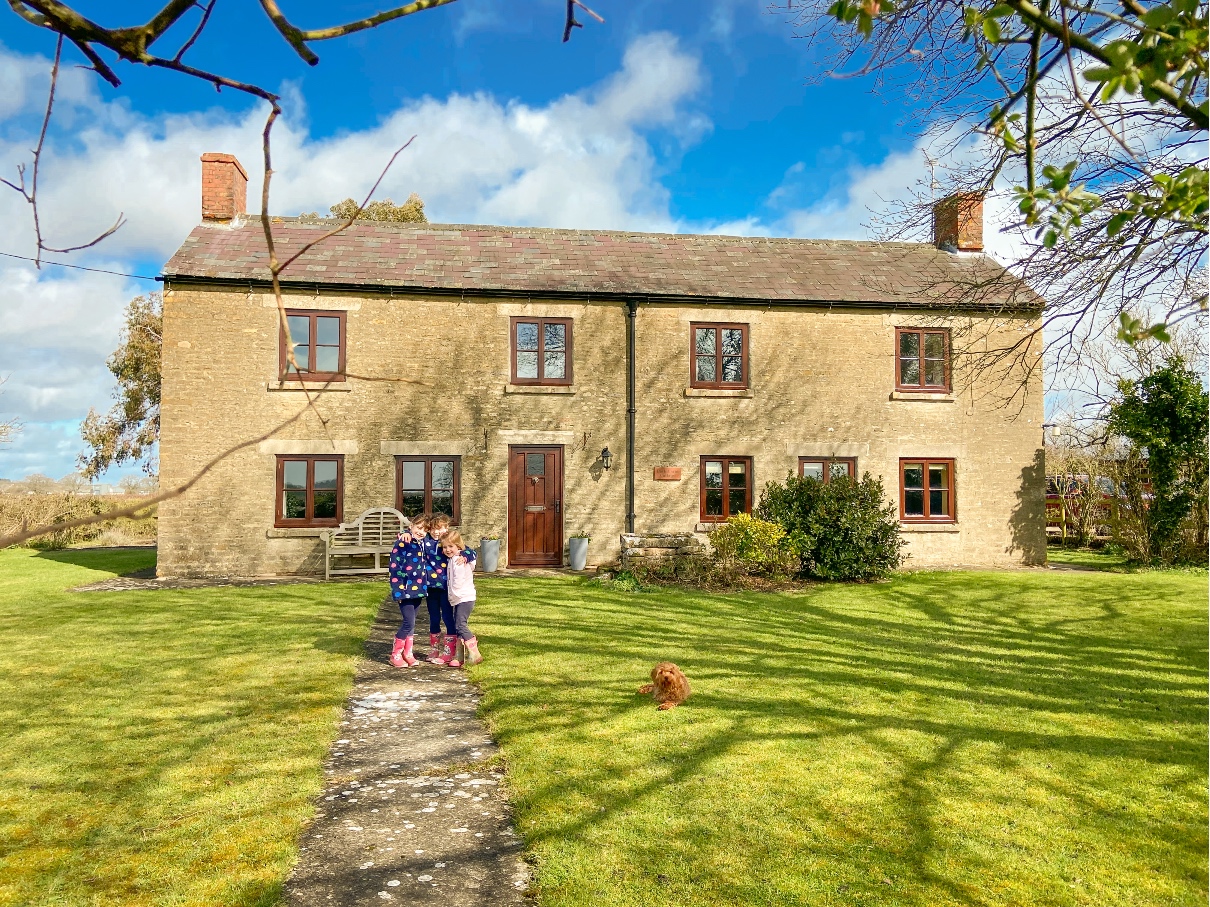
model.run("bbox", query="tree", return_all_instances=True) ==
[1106,355,1208,562]
[786,0,1207,370]
[325,194,428,223]
[79,293,162,479]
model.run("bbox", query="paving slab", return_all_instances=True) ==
[282,599,533,906]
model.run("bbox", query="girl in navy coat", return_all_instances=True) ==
[386,516,430,667]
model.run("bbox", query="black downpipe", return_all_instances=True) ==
[625,299,638,534]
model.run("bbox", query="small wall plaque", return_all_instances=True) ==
[653,467,682,481]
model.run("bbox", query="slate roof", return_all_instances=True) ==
[162,219,1036,309]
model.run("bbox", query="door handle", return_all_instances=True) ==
[554,499,561,514]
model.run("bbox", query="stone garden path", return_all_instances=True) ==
[282,598,533,906]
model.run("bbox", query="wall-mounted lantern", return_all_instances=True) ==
[600,447,614,471]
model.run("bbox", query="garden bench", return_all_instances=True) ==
[320,507,408,580]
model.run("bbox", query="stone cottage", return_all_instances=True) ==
[157,152,1046,577]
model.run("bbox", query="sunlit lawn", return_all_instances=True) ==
[470,554,1208,907]
[0,548,381,907]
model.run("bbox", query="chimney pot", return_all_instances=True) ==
[200,152,248,222]
[932,192,984,252]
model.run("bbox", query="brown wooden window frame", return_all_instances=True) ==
[395,456,462,524]
[799,457,858,483]
[895,327,951,392]
[690,322,749,389]
[280,309,347,382]
[699,455,754,522]
[274,455,344,528]
[899,457,957,523]
[510,317,574,386]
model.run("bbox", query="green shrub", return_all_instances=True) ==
[758,473,904,580]
[707,514,796,574]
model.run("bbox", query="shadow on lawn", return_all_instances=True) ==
[475,572,1208,905]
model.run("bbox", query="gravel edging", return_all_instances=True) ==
[283,598,533,906]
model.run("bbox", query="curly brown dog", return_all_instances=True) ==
[637,662,691,710]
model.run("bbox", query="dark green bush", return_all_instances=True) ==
[758,473,904,580]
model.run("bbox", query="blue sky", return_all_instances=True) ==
[0,0,976,481]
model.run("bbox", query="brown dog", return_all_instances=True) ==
[638,662,691,710]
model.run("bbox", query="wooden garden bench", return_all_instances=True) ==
[320,507,408,580]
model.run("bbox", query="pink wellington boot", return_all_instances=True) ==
[389,636,407,668]
[462,636,483,666]
[426,633,442,660]
[403,635,420,667]
[447,637,465,668]
[429,634,454,665]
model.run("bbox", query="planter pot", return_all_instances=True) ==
[568,537,590,571]
[479,539,500,573]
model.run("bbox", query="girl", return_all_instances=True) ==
[386,516,429,668]
[441,529,482,667]
[422,513,459,665]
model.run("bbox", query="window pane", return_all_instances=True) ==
[924,332,945,359]
[516,322,538,351]
[930,489,949,517]
[900,357,920,386]
[704,461,723,489]
[728,460,747,485]
[284,490,307,519]
[292,344,310,372]
[314,460,338,490]
[402,461,425,490]
[316,316,340,346]
[401,491,425,517]
[830,461,852,479]
[516,351,538,379]
[903,464,924,490]
[924,359,946,386]
[904,490,925,516]
[287,315,310,345]
[928,463,949,490]
[526,453,545,476]
[695,328,715,356]
[705,488,723,516]
[431,460,454,490]
[314,345,340,373]
[543,323,565,351]
[696,357,717,382]
[431,490,453,518]
[543,351,566,379]
[722,356,743,383]
[283,461,307,490]
[801,461,824,480]
[313,491,337,519]
[899,331,919,358]
[722,329,744,356]
[729,488,747,515]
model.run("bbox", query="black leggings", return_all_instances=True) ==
[454,600,476,640]
[395,598,421,640]
[426,587,456,636]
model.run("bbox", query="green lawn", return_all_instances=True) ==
[0,548,381,907]
[470,556,1208,907]
[1,548,1205,907]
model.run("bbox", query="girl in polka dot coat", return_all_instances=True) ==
[386,516,430,667]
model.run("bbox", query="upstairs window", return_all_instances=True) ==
[691,323,748,389]
[896,327,949,392]
[900,458,956,522]
[800,457,857,483]
[396,456,461,524]
[281,310,346,381]
[700,456,752,522]
[276,455,343,527]
[511,317,573,385]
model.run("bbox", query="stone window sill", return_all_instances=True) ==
[266,382,352,393]
[684,388,753,398]
[503,384,576,395]
[900,523,960,533]
[889,391,955,403]
[695,522,726,533]
[266,527,328,539]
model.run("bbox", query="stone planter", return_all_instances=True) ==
[568,537,590,570]
[479,538,500,573]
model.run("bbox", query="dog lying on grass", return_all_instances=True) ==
[638,662,691,710]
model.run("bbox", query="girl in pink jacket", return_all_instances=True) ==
[441,530,483,667]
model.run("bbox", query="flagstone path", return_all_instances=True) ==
[282,599,533,906]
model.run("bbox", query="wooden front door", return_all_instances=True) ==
[507,446,564,567]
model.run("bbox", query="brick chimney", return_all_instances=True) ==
[200,152,247,222]
[932,192,984,252]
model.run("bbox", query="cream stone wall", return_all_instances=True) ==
[158,285,1044,577]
